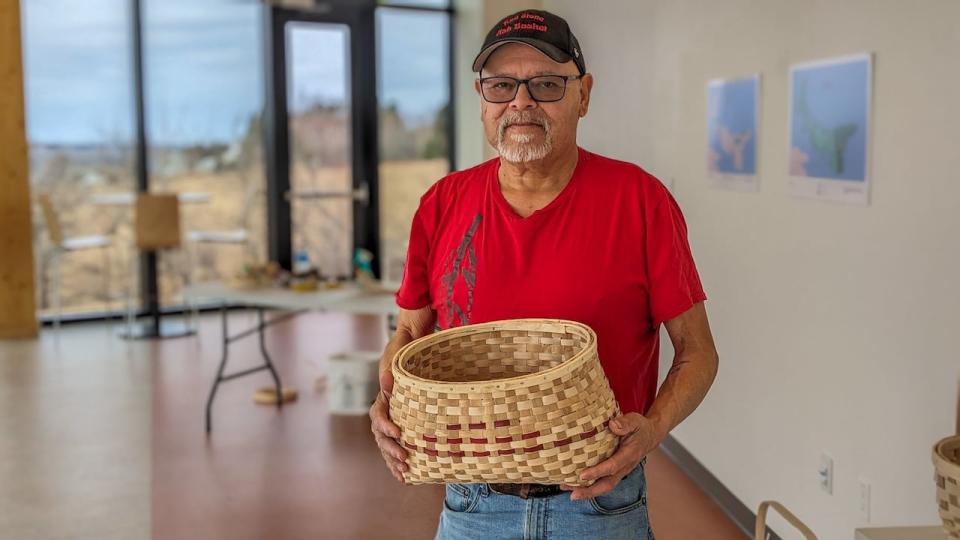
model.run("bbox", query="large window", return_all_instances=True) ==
[20,1,454,319]
[21,0,139,317]
[376,5,452,283]
[144,0,267,305]
[378,0,450,8]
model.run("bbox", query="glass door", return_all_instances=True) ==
[285,21,353,279]
[265,4,380,278]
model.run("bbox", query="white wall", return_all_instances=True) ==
[541,0,960,538]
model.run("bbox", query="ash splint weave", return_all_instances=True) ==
[933,389,960,538]
[389,319,620,486]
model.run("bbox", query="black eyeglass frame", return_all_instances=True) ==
[478,75,583,103]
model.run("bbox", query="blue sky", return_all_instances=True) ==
[21,0,449,146]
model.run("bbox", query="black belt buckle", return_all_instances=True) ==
[489,483,563,499]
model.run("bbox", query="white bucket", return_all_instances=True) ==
[326,351,381,415]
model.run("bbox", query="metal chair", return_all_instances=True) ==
[186,179,258,284]
[185,228,249,280]
[37,194,113,332]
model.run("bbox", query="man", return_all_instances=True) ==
[370,9,718,539]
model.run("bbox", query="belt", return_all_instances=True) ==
[488,483,564,499]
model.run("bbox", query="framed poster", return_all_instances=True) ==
[707,75,760,192]
[788,54,872,205]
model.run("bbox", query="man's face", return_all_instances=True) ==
[475,43,592,164]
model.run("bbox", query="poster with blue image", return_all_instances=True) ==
[707,75,759,191]
[788,54,872,205]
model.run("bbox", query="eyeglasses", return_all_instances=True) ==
[478,75,582,103]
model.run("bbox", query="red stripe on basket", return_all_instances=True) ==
[440,420,513,432]
[409,419,613,459]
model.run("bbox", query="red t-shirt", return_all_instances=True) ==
[395,147,706,414]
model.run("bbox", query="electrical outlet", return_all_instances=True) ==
[859,477,871,523]
[818,453,834,495]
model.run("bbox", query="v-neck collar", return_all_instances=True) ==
[490,147,587,222]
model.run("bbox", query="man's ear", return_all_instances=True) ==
[578,73,594,118]
[474,78,481,96]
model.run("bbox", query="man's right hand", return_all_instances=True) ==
[369,305,435,483]
[370,368,408,483]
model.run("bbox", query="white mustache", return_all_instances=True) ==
[498,113,549,140]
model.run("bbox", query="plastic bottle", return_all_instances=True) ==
[293,250,312,275]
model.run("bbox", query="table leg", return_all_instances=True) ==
[204,303,230,434]
[204,306,296,433]
[257,308,284,410]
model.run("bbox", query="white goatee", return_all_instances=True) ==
[496,112,552,163]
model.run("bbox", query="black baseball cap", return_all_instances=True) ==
[472,9,586,76]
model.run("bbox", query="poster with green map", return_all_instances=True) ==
[788,54,872,205]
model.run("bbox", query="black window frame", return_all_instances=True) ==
[35,0,456,325]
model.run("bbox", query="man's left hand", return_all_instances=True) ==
[560,413,662,501]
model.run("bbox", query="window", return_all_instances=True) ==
[144,0,267,303]
[378,0,450,8]
[376,6,451,282]
[21,0,138,317]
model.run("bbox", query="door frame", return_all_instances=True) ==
[263,2,381,276]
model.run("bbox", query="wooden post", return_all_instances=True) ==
[0,0,38,339]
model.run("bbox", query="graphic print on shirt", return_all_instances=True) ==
[438,213,482,329]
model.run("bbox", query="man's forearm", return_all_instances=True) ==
[644,350,718,445]
[378,307,437,392]
[378,329,416,382]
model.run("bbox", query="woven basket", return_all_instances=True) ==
[755,501,817,539]
[389,319,620,486]
[934,382,960,538]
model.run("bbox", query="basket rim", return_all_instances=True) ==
[933,435,960,477]
[392,318,597,393]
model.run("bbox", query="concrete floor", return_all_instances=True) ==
[0,322,150,539]
[0,311,746,539]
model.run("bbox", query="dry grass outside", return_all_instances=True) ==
[379,158,449,282]
[33,158,448,316]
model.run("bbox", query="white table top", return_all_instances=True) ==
[90,192,211,206]
[181,281,399,315]
[855,526,949,540]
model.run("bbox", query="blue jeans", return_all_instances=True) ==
[435,459,653,540]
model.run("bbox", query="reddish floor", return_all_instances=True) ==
[152,311,745,539]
